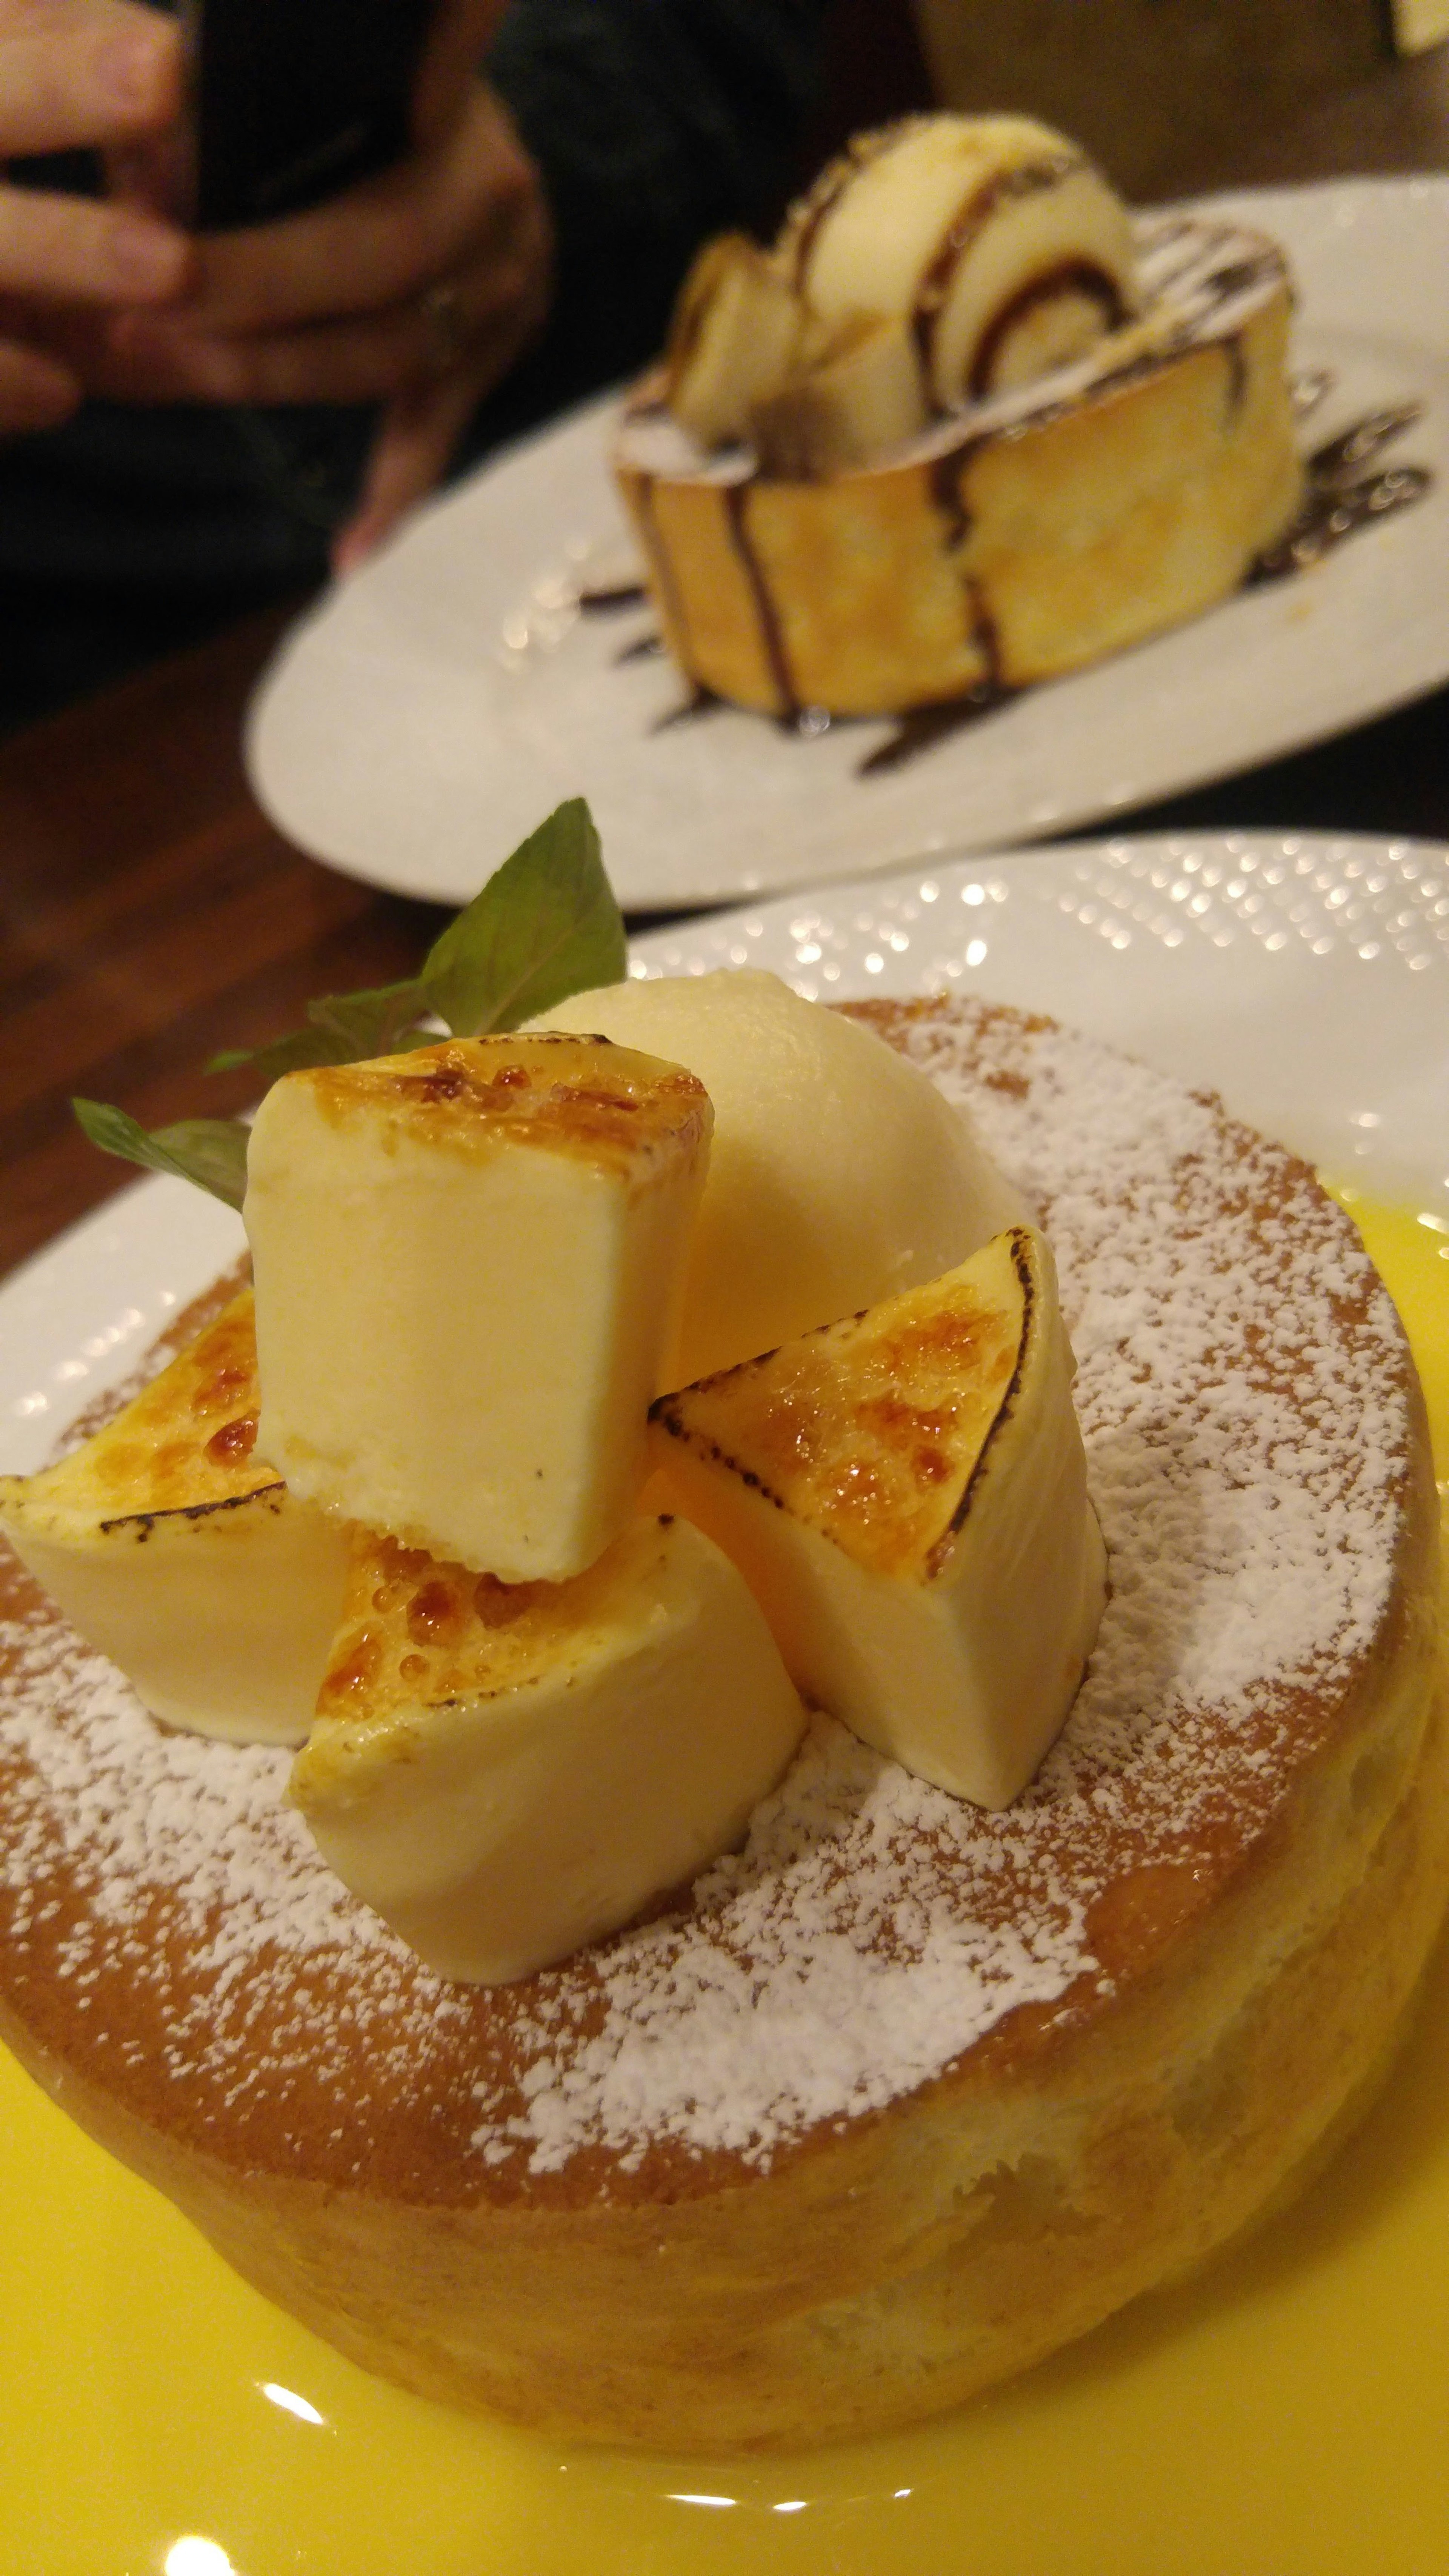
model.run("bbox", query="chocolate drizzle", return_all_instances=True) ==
[1137,223,1276,308]
[785,158,859,283]
[576,580,648,613]
[783,120,912,284]
[1253,404,1430,580]
[722,479,799,717]
[616,631,665,664]
[967,260,1128,401]
[1202,260,1264,301]
[652,683,725,731]
[1223,335,1247,418]
[858,682,1010,777]
[1309,403,1424,483]
[861,575,1007,775]
[911,155,1077,384]
[970,580,1005,692]
[929,448,972,550]
[1253,469,1431,578]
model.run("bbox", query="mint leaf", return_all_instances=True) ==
[306,979,435,1058]
[200,798,625,1080]
[208,1032,335,1079]
[421,798,626,1035]
[73,1102,251,1211]
[207,977,433,1083]
[75,799,627,1210]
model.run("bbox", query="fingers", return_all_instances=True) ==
[0,175,189,304]
[411,0,511,148]
[102,245,540,404]
[101,90,551,409]
[106,125,192,224]
[105,297,469,406]
[0,0,182,157]
[0,331,80,432]
[167,86,536,338]
[0,0,189,305]
[332,374,480,574]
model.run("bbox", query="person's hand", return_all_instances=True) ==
[0,0,188,431]
[100,0,552,569]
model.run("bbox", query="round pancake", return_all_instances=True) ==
[0,995,1443,2448]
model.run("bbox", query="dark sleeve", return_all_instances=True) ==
[481,0,827,434]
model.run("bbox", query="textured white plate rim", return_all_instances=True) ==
[245,178,1449,911]
[4,825,1446,1478]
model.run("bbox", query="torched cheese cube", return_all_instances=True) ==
[531,971,1024,1386]
[291,1513,805,1983]
[0,1292,349,1745]
[649,1228,1106,1809]
[245,1035,712,1583]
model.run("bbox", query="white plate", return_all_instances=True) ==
[4,828,1445,1466]
[246,180,1449,913]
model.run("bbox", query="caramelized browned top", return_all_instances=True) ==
[315,1519,669,1726]
[301,1034,710,1177]
[652,1235,1027,1579]
[7,1290,274,1524]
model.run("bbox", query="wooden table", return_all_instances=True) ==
[3,44,1448,1283]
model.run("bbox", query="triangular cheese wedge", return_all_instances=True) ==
[291,1513,804,1983]
[245,1033,712,1582]
[649,1227,1105,1808]
[0,1292,349,1744]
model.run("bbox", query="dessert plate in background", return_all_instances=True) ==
[2,830,1447,2575]
[245,180,1449,913]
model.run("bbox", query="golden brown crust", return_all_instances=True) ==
[649,1231,1028,1579]
[2,1293,266,1528]
[297,1035,710,1176]
[0,995,1442,2447]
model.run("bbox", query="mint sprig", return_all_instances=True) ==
[72,1104,254,1212]
[205,977,436,1084]
[421,798,620,1035]
[74,797,626,1209]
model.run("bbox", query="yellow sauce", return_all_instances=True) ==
[1,1201,1446,2576]
[1332,1190,1449,1492]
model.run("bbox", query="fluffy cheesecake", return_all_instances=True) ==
[292,1514,804,1984]
[245,1032,711,1582]
[0,995,1442,2450]
[616,114,1303,718]
[0,1292,347,1746]
[649,1226,1106,1808]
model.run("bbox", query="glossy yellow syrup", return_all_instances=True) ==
[1,1202,1446,2576]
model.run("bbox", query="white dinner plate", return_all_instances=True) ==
[2,831,1447,2576]
[246,180,1449,914]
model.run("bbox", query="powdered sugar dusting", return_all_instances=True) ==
[0,1614,478,2132]
[0,999,1412,2190]
[474,1720,1092,2172]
